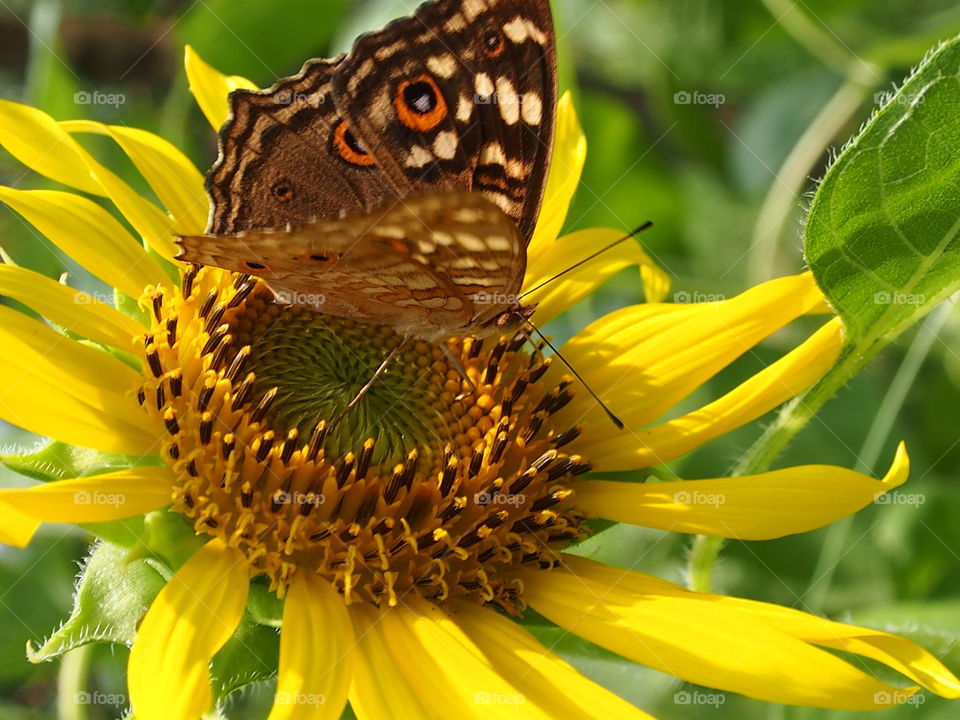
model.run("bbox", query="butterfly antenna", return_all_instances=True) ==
[521,318,624,430]
[519,221,653,300]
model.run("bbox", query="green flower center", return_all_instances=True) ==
[137,265,591,611]
[234,302,451,468]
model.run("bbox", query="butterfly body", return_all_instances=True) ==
[177,0,557,342]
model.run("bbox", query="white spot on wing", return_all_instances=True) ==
[522,92,543,125]
[457,94,473,123]
[495,76,520,125]
[406,145,433,169]
[474,73,494,100]
[427,54,458,78]
[433,131,458,160]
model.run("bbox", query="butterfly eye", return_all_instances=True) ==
[394,74,449,132]
[483,30,506,57]
[271,180,295,203]
[332,120,376,167]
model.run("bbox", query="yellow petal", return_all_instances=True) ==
[729,594,960,699]
[587,317,844,470]
[351,600,552,719]
[184,45,258,131]
[60,120,208,235]
[0,99,104,195]
[522,227,670,324]
[453,602,657,719]
[0,186,165,298]
[128,539,248,720]
[525,555,939,710]
[348,603,434,719]
[576,442,909,539]
[0,467,174,547]
[555,273,826,443]
[0,264,144,348]
[0,305,157,454]
[0,100,179,261]
[268,573,353,720]
[528,93,585,260]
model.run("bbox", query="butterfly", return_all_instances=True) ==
[177,0,558,341]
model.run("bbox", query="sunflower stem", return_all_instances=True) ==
[57,645,92,720]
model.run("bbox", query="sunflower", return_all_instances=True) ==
[0,47,957,720]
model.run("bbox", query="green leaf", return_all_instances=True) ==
[0,439,160,483]
[805,35,960,344]
[28,541,165,663]
[211,611,279,701]
[247,581,284,628]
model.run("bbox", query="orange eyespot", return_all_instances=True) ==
[332,120,376,167]
[271,179,295,203]
[483,30,506,57]
[394,74,448,132]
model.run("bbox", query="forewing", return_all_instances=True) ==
[206,58,397,234]
[178,191,523,335]
[332,0,557,244]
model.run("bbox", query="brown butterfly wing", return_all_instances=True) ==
[332,0,557,244]
[178,191,524,339]
[206,58,399,234]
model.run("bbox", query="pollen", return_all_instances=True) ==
[136,265,589,611]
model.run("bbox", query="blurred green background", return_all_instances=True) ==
[1,0,959,718]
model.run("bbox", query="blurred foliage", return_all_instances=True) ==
[1,0,959,719]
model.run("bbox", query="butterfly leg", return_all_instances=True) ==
[331,336,410,427]
[440,342,478,400]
